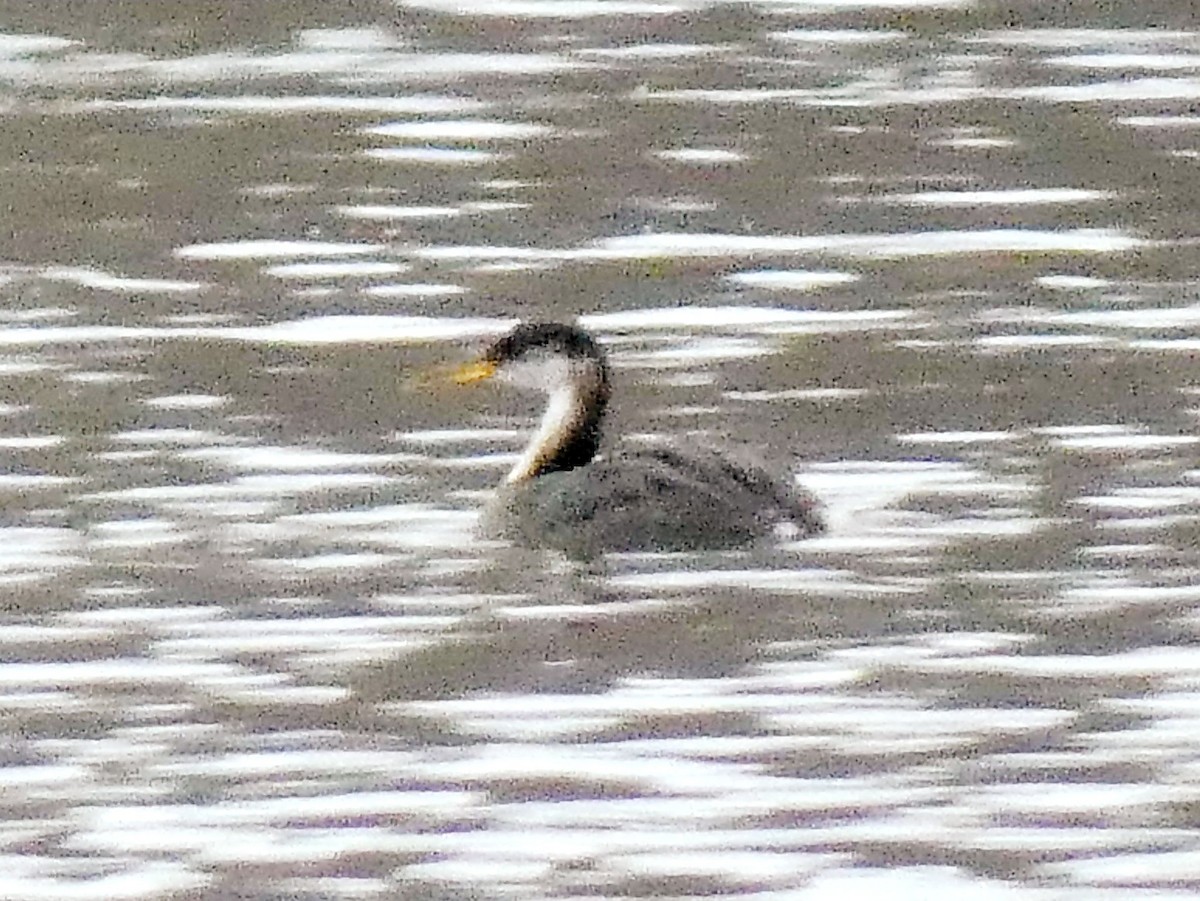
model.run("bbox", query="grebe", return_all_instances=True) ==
[454,322,823,556]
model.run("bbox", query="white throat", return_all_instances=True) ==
[506,381,581,484]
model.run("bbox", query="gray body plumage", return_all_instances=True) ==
[485,443,823,557]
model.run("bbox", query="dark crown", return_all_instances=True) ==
[484,322,607,366]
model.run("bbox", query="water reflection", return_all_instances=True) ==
[3,2,1200,898]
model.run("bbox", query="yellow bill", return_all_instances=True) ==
[451,359,498,385]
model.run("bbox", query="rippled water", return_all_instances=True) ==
[4,1,1200,898]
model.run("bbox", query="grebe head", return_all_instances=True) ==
[454,322,611,483]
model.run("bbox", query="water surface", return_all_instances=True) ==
[3,1,1200,898]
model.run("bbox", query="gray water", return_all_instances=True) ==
[3,1,1200,898]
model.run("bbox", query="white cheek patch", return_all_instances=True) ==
[499,352,576,392]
